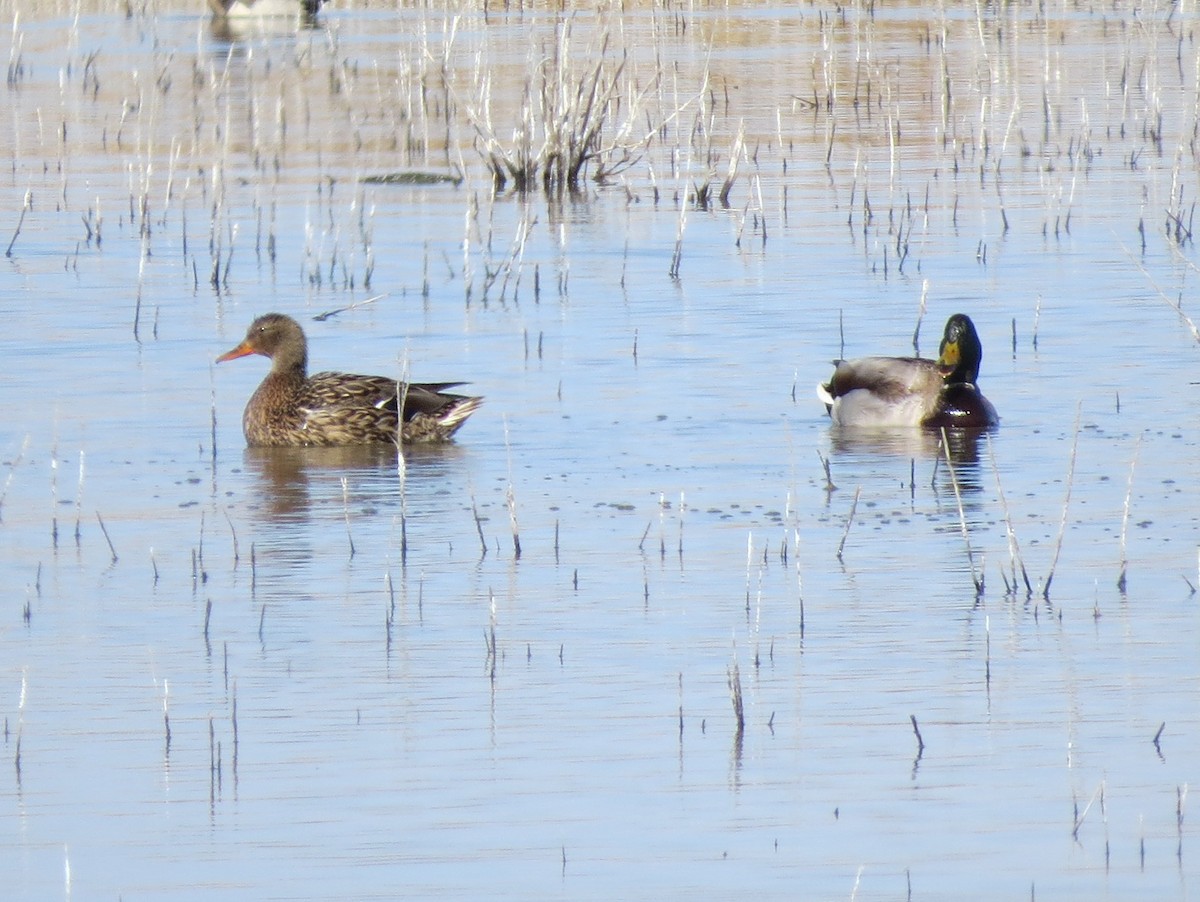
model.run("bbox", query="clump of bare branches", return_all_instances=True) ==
[464,19,682,194]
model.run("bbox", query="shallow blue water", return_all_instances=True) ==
[3,2,1200,900]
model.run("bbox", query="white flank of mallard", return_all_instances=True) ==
[818,356,944,428]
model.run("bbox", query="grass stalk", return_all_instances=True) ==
[231,680,238,785]
[940,428,983,594]
[990,440,1031,596]
[816,450,836,494]
[727,660,745,737]
[1116,434,1142,593]
[73,452,85,546]
[0,434,29,522]
[5,188,32,257]
[504,417,521,559]
[470,494,488,559]
[836,486,861,561]
[985,615,992,689]
[162,679,171,757]
[341,476,356,559]
[1044,405,1082,599]
[485,589,497,683]
[912,280,929,353]
[224,509,239,567]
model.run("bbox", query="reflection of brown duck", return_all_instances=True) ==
[217,313,482,447]
[818,314,998,429]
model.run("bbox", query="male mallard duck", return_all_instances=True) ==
[818,313,998,428]
[216,313,482,447]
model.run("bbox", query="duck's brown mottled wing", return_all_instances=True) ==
[300,373,482,444]
[291,373,397,444]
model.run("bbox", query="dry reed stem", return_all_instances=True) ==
[816,450,836,493]
[669,198,687,279]
[223,510,239,567]
[503,416,521,559]
[940,428,983,594]
[162,679,171,757]
[718,120,745,207]
[341,476,355,559]
[470,494,488,559]
[485,589,497,683]
[231,680,238,784]
[984,615,992,689]
[727,660,745,736]
[0,435,30,523]
[1044,405,1082,599]
[1116,433,1142,593]
[835,486,861,561]
[5,188,31,257]
[911,280,929,354]
[1073,780,1105,839]
[989,439,1031,596]
[73,452,85,546]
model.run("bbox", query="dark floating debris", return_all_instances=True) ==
[361,171,463,186]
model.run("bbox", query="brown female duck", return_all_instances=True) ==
[216,313,482,447]
[818,313,998,429]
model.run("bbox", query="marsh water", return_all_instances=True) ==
[4,1,1200,898]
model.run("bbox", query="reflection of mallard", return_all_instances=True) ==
[818,314,998,428]
[217,313,482,447]
[207,0,323,18]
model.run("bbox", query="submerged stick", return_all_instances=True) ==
[909,714,925,754]
[95,511,118,564]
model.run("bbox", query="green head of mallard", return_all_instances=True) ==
[937,313,983,384]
